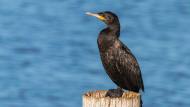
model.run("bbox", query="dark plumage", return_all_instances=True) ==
[86,11,144,93]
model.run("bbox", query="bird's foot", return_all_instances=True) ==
[105,87,124,98]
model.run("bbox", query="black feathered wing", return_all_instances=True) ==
[114,42,144,92]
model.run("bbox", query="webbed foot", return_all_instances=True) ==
[105,87,124,98]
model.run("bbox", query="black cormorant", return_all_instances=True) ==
[86,11,144,94]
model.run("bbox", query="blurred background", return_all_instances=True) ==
[0,0,190,107]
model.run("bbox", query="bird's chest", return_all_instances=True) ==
[99,46,120,69]
[98,39,123,73]
[98,36,120,63]
[101,49,115,63]
[97,35,115,52]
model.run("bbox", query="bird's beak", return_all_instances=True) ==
[86,12,106,21]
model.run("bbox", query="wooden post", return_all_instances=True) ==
[83,90,140,107]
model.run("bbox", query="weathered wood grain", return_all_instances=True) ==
[83,90,140,107]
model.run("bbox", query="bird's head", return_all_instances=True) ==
[86,11,119,26]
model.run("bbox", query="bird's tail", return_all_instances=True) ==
[140,95,143,107]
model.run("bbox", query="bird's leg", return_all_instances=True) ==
[105,87,124,98]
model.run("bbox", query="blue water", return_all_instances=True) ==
[0,0,190,107]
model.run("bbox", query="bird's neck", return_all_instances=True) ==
[107,23,120,37]
[98,23,120,51]
[98,23,120,43]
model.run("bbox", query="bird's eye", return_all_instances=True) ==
[107,16,112,21]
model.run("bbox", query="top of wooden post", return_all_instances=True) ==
[83,90,141,107]
[84,90,140,99]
